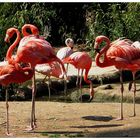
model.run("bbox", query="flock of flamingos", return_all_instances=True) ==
[1,23,140,136]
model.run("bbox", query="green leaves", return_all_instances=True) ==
[0,3,140,59]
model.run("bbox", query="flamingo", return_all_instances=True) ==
[94,35,140,120]
[0,61,33,136]
[4,27,67,130]
[35,61,65,100]
[57,38,74,71]
[22,24,67,100]
[63,51,94,102]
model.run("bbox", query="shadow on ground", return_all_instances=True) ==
[71,124,123,129]
[82,115,114,122]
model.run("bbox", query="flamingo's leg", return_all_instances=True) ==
[26,70,37,131]
[5,87,13,136]
[32,71,37,128]
[48,76,51,100]
[116,70,124,120]
[76,69,80,87]
[79,69,83,102]
[79,69,83,91]
[66,63,69,72]
[64,77,67,101]
[42,75,47,83]
[132,71,136,117]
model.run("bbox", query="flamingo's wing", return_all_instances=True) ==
[0,73,13,86]
[113,56,139,70]
[57,47,73,60]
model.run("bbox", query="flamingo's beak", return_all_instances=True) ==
[4,34,10,43]
[94,42,100,53]
[88,96,93,102]
[94,48,101,53]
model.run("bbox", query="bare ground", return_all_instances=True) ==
[0,61,139,138]
[0,101,140,137]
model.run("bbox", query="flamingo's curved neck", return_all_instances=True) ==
[22,24,39,36]
[84,68,94,99]
[6,29,21,62]
[95,38,111,67]
[22,25,31,36]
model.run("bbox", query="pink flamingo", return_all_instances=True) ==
[5,26,67,130]
[0,61,33,136]
[35,61,65,100]
[63,51,94,101]
[94,35,140,120]
[57,38,74,71]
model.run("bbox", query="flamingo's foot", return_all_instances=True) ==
[24,125,34,131]
[130,113,136,117]
[6,132,13,137]
[114,117,123,121]
[33,123,37,129]
[25,123,37,131]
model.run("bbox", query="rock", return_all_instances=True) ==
[104,85,113,90]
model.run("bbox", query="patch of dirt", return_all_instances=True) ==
[0,102,140,137]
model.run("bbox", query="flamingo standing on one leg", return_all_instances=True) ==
[0,62,33,136]
[5,27,67,131]
[35,61,64,100]
[63,51,94,101]
[94,35,140,120]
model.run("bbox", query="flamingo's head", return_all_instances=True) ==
[94,35,109,53]
[5,28,19,43]
[65,38,74,49]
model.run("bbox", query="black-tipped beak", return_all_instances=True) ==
[88,96,93,102]
[94,42,101,53]
[94,48,101,53]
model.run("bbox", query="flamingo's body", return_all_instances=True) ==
[57,38,74,60]
[57,47,73,61]
[0,64,33,85]
[35,61,64,100]
[63,51,94,101]
[35,61,63,78]
[94,35,140,119]
[5,25,66,131]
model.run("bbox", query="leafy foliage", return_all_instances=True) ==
[0,2,140,59]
